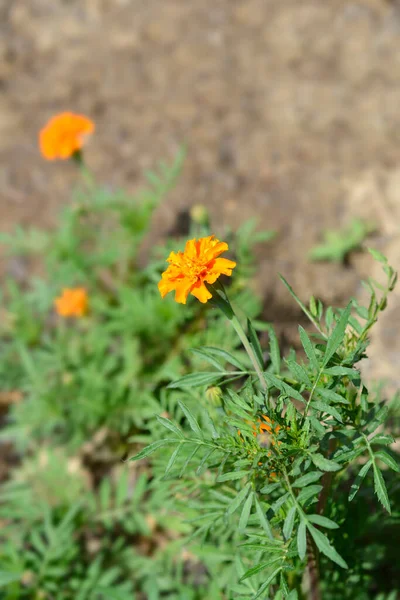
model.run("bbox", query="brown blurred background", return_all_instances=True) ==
[0,0,399,390]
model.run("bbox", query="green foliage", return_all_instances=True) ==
[309,218,375,263]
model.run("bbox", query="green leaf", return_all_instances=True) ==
[293,471,323,488]
[168,372,222,389]
[217,470,248,482]
[311,453,341,472]
[323,366,359,378]
[240,560,281,582]
[254,496,273,539]
[267,325,281,373]
[200,408,220,439]
[307,514,339,529]
[164,444,182,475]
[190,348,225,371]
[299,326,319,371]
[286,360,311,386]
[366,405,389,433]
[375,450,400,473]
[251,568,283,599]
[227,483,252,516]
[128,439,180,461]
[307,524,348,568]
[348,459,372,501]
[287,590,299,600]
[370,433,395,446]
[0,572,22,587]
[156,415,184,438]
[310,401,343,423]
[368,248,388,264]
[283,506,296,539]
[195,346,247,371]
[323,303,352,365]
[264,373,305,403]
[373,464,391,513]
[178,400,201,434]
[316,387,349,404]
[297,521,307,560]
[247,318,264,368]
[239,492,253,532]
[297,485,323,504]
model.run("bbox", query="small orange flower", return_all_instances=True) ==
[39,112,95,160]
[158,236,236,304]
[54,288,88,318]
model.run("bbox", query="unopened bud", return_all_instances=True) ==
[190,204,209,226]
[205,386,222,406]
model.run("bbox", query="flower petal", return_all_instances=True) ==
[191,281,212,303]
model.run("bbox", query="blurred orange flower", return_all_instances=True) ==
[158,236,236,304]
[39,112,94,160]
[54,288,88,318]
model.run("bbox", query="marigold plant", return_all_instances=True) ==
[132,245,399,600]
[54,287,88,317]
[39,112,94,160]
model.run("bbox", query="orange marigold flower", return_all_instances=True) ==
[39,112,95,160]
[54,288,88,318]
[158,235,236,304]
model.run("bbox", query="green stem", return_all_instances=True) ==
[230,315,267,393]
[209,284,267,394]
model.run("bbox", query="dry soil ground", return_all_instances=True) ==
[0,0,400,391]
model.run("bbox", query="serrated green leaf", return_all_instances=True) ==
[297,521,307,560]
[297,485,323,504]
[310,401,342,423]
[254,497,273,539]
[227,482,252,516]
[240,559,281,582]
[178,400,202,434]
[348,459,373,501]
[238,492,253,532]
[168,372,222,389]
[323,303,352,365]
[323,367,360,379]
[316,387,349,404]
[365,405,389,433]
[190,348,225,371]
[251,567,283,599]
[375,450,400,473]
[293,471,323,488]
[271,492,290,513]
[156,415,184,438]
[200,407,220,439]
[217,470,248,482]
[299,326,319,371]
[194,346,247,371]
[267,325,281,373]
[311,453,341,472]
[283,506,296,539]
[128,439,180,461]
[264,373,305,403]
[286,360,311,386]
[370,433,395,446]
[307,514,339,529]
[164,444,182,475]
[373,464,391,513]
[307,524,348,568]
